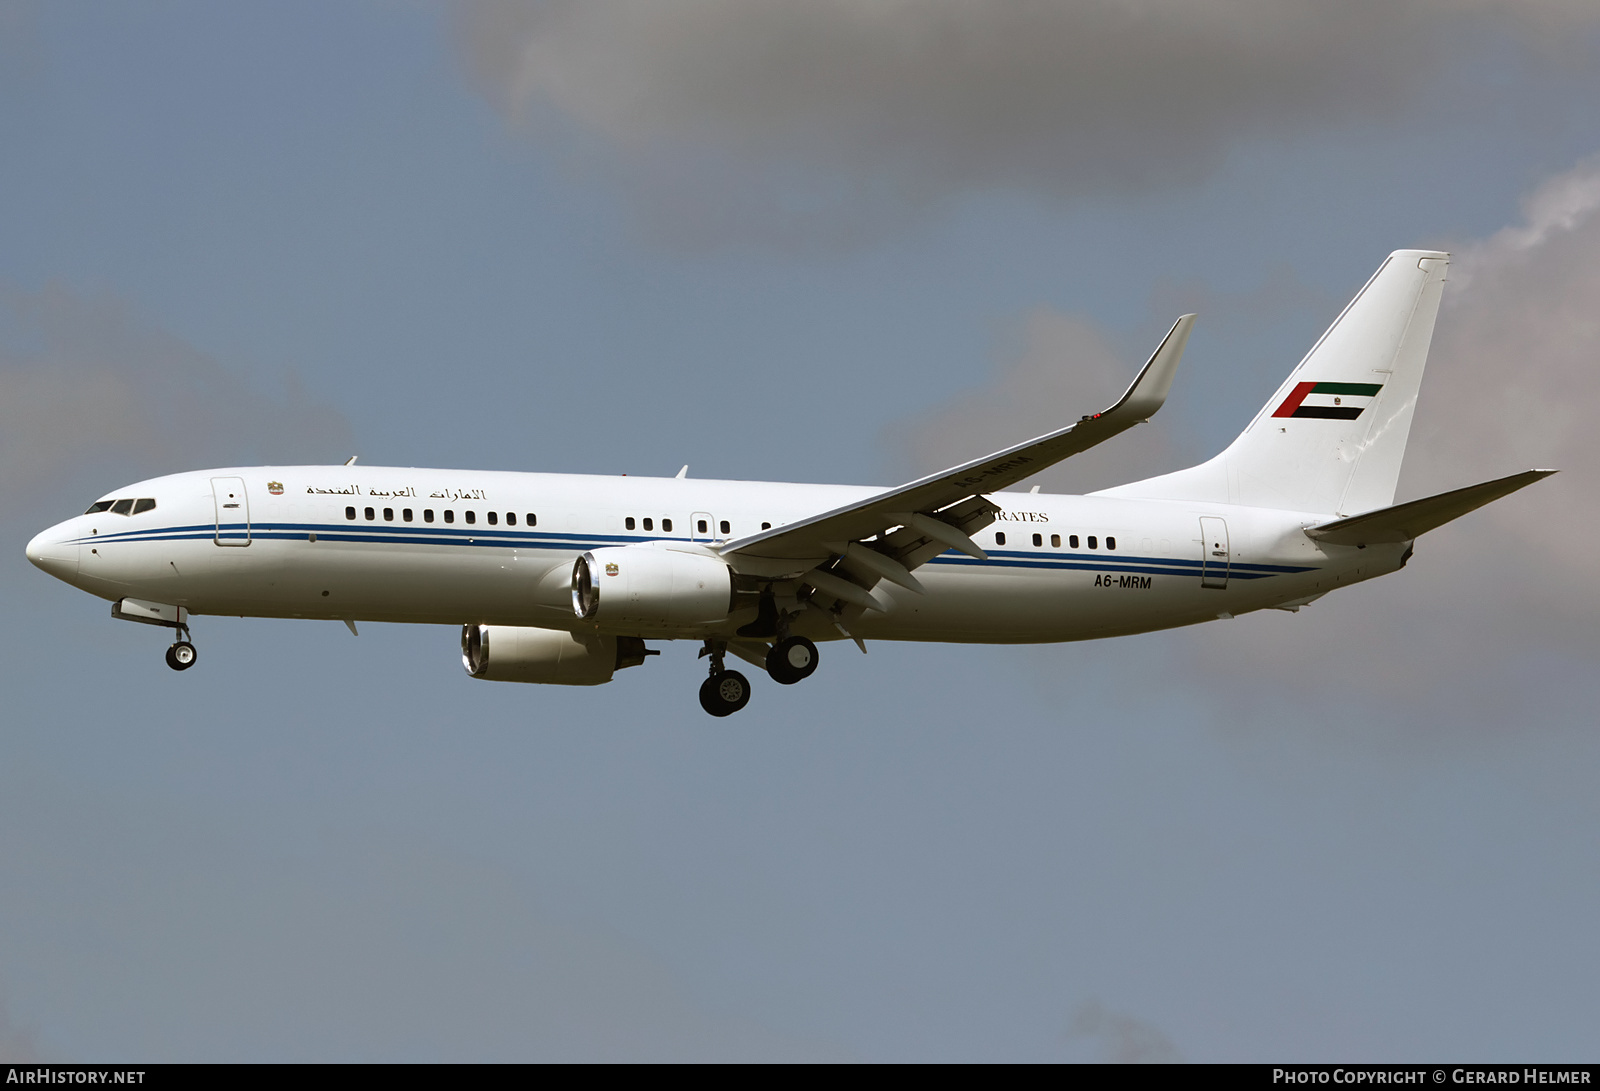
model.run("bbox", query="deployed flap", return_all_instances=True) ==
[722,314,1195,570]
[1305,469,1555,546]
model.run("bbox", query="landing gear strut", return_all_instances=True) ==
[698,640,751,717]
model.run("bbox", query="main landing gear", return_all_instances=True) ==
[699,670,751,717]
[765,635,818,685]
[697,641,751,717]
[696,630,822,716]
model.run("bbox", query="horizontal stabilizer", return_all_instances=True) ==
[1305,469,1556,547]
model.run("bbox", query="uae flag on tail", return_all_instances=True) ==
[1272,381,1383,420]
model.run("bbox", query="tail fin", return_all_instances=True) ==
[1099,250,1449,515]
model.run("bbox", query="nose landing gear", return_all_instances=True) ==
[111,598,200,673]
[165,641,198,671]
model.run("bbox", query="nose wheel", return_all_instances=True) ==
[165,641,198,671]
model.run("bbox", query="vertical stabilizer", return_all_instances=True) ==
[1099,250,1449,515]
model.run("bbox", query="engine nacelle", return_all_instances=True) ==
[571,544,734,627]
[461,624,619,686]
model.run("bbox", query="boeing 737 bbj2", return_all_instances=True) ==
[26,251,1553,716]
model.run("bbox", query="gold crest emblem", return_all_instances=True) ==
[267,481,284,495]
[605,562,619,577]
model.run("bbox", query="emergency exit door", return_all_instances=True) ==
[211,477,251,546]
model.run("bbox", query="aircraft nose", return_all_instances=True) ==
[25,526,79,580]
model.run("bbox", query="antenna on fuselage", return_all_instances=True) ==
[344,455,359,466]
[676,465,688,479]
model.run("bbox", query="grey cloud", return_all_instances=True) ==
[1065,1000,1183,1063]
[0,284,351,510]
[881,307,1187,495]
[455,0,1600,244]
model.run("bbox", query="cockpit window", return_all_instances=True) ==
[87,497,156,516]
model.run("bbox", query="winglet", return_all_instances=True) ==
[1107,313,1195,422]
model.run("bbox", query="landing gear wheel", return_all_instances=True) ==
[765,636,818,685]
[165,642,198,671]
[699,670,751,717]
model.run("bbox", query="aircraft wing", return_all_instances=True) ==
[719,314,1195,596]
[1304,469,1555,547]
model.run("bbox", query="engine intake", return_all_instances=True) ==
[571,544,734,627]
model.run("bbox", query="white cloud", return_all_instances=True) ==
[1168,158,1600,715]
[885,157,1600,726]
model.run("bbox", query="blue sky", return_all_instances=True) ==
[3,1,1599,1061]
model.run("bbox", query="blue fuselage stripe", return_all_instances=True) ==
[71,521,1318,579]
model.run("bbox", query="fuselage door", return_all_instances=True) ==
[212,477,251,546]
[1199,516,1229,589]
[691,511,715,543]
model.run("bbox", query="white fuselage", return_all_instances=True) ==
[26,465,1401,645]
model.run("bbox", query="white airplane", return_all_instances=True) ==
[26,250,1553,716]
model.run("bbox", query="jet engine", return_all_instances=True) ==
[461,624,652,686]
[571,544,734,627]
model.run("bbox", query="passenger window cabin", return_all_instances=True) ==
[995,532,1007,546]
